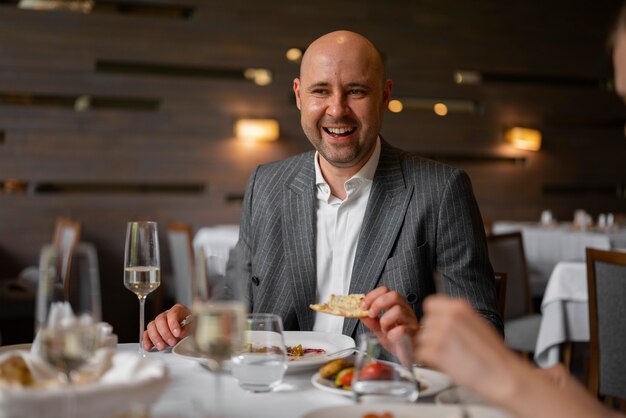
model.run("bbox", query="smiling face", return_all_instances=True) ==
[294,31,392,173]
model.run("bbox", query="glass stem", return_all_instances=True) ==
[214,369,222,417]
[139,296,146,356]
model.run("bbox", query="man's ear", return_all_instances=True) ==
[382,79,393,109]
[293,78,302,110]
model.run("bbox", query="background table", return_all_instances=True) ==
[534,261,588,368]
[492,222,626,295]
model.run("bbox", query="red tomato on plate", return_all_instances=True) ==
[359,361,394,380]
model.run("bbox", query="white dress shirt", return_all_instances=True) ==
[312,138,381,334]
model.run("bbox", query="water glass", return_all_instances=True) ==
[230,313,287,392]
[352,333,419,403]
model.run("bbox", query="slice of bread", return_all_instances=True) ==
[309,294,369,318]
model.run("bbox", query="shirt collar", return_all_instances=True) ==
[314,136,381,187]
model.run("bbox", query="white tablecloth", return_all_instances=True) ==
[534,261,588,368]
[492,222,625,295]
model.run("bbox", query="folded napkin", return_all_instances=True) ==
[0,349,169,418]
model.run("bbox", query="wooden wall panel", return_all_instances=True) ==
[1,0,625,343]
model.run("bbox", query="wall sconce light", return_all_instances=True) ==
[285,48,303,63]
[388,97,481,115]
[243,68,273,86]
[505,127,542,151]
[235,119,279,142]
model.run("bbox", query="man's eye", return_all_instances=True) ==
[311,89,329,95]
[349,89,366,96]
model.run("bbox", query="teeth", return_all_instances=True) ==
[326,127,353,134]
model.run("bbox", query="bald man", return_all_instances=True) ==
[144,31,502,355]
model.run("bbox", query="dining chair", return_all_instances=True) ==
[167,223,195,307]
[493,272,507,320]
[586,248,626,410]
[487,232,541,357]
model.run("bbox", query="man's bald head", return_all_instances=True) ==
[300,30,387,86]
[293,30,393,174]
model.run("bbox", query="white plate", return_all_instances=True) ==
[300,403,511,418]
[172,331,355,373]
[311,366,452,398]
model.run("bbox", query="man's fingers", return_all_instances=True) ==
[362,286,389,310]
[368,290,406,317]
[142,330,154,351]
[360,316,382,334]
[146,320,167,351]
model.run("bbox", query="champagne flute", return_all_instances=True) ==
[124,221,160,355]
[190,247,247,416]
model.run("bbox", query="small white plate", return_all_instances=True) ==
[300,403,511,418]
[172,331,355,373]
[311,366,452,398]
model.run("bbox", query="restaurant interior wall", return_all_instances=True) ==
[0,0,624,343]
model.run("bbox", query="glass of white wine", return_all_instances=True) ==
[190,247,247,416]
[124,221,160,355]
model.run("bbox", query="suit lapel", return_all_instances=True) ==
[283,155,317,331]
[343,141,414,336]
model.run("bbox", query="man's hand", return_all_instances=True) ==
[143,304,191,351]
[359,286,419,360]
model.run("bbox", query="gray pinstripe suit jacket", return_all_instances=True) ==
[235,139,503,339]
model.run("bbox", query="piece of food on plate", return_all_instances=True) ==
[361,413,394,418]
[309,294,369,318]
[319,358,351,379]
[334,366,354,389]
[0,355,34,388]
[358,361,394,381]
[286,344,326,360]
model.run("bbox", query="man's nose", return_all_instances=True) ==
[326,93,350,117]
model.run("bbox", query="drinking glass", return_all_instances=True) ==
[231,313,288,392]
[39,321,99,384]
[352,333,419,403]
[191,247,247,416]
[124,221,160,355]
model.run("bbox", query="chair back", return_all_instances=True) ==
[167,223,194,306]
[487,232,532,321]
[586,248,626,403]
[493,272,507,320]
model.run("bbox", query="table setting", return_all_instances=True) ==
[0,221,512,417]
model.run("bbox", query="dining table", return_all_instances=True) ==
[491,221,626,296]
[0,340,514,418]
[533,261,588,368]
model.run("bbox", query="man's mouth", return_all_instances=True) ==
[323,127,356,137]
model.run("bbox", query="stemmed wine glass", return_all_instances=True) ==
[124,221,160,355]
[190,247,247,417]
[39,319,99,417]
